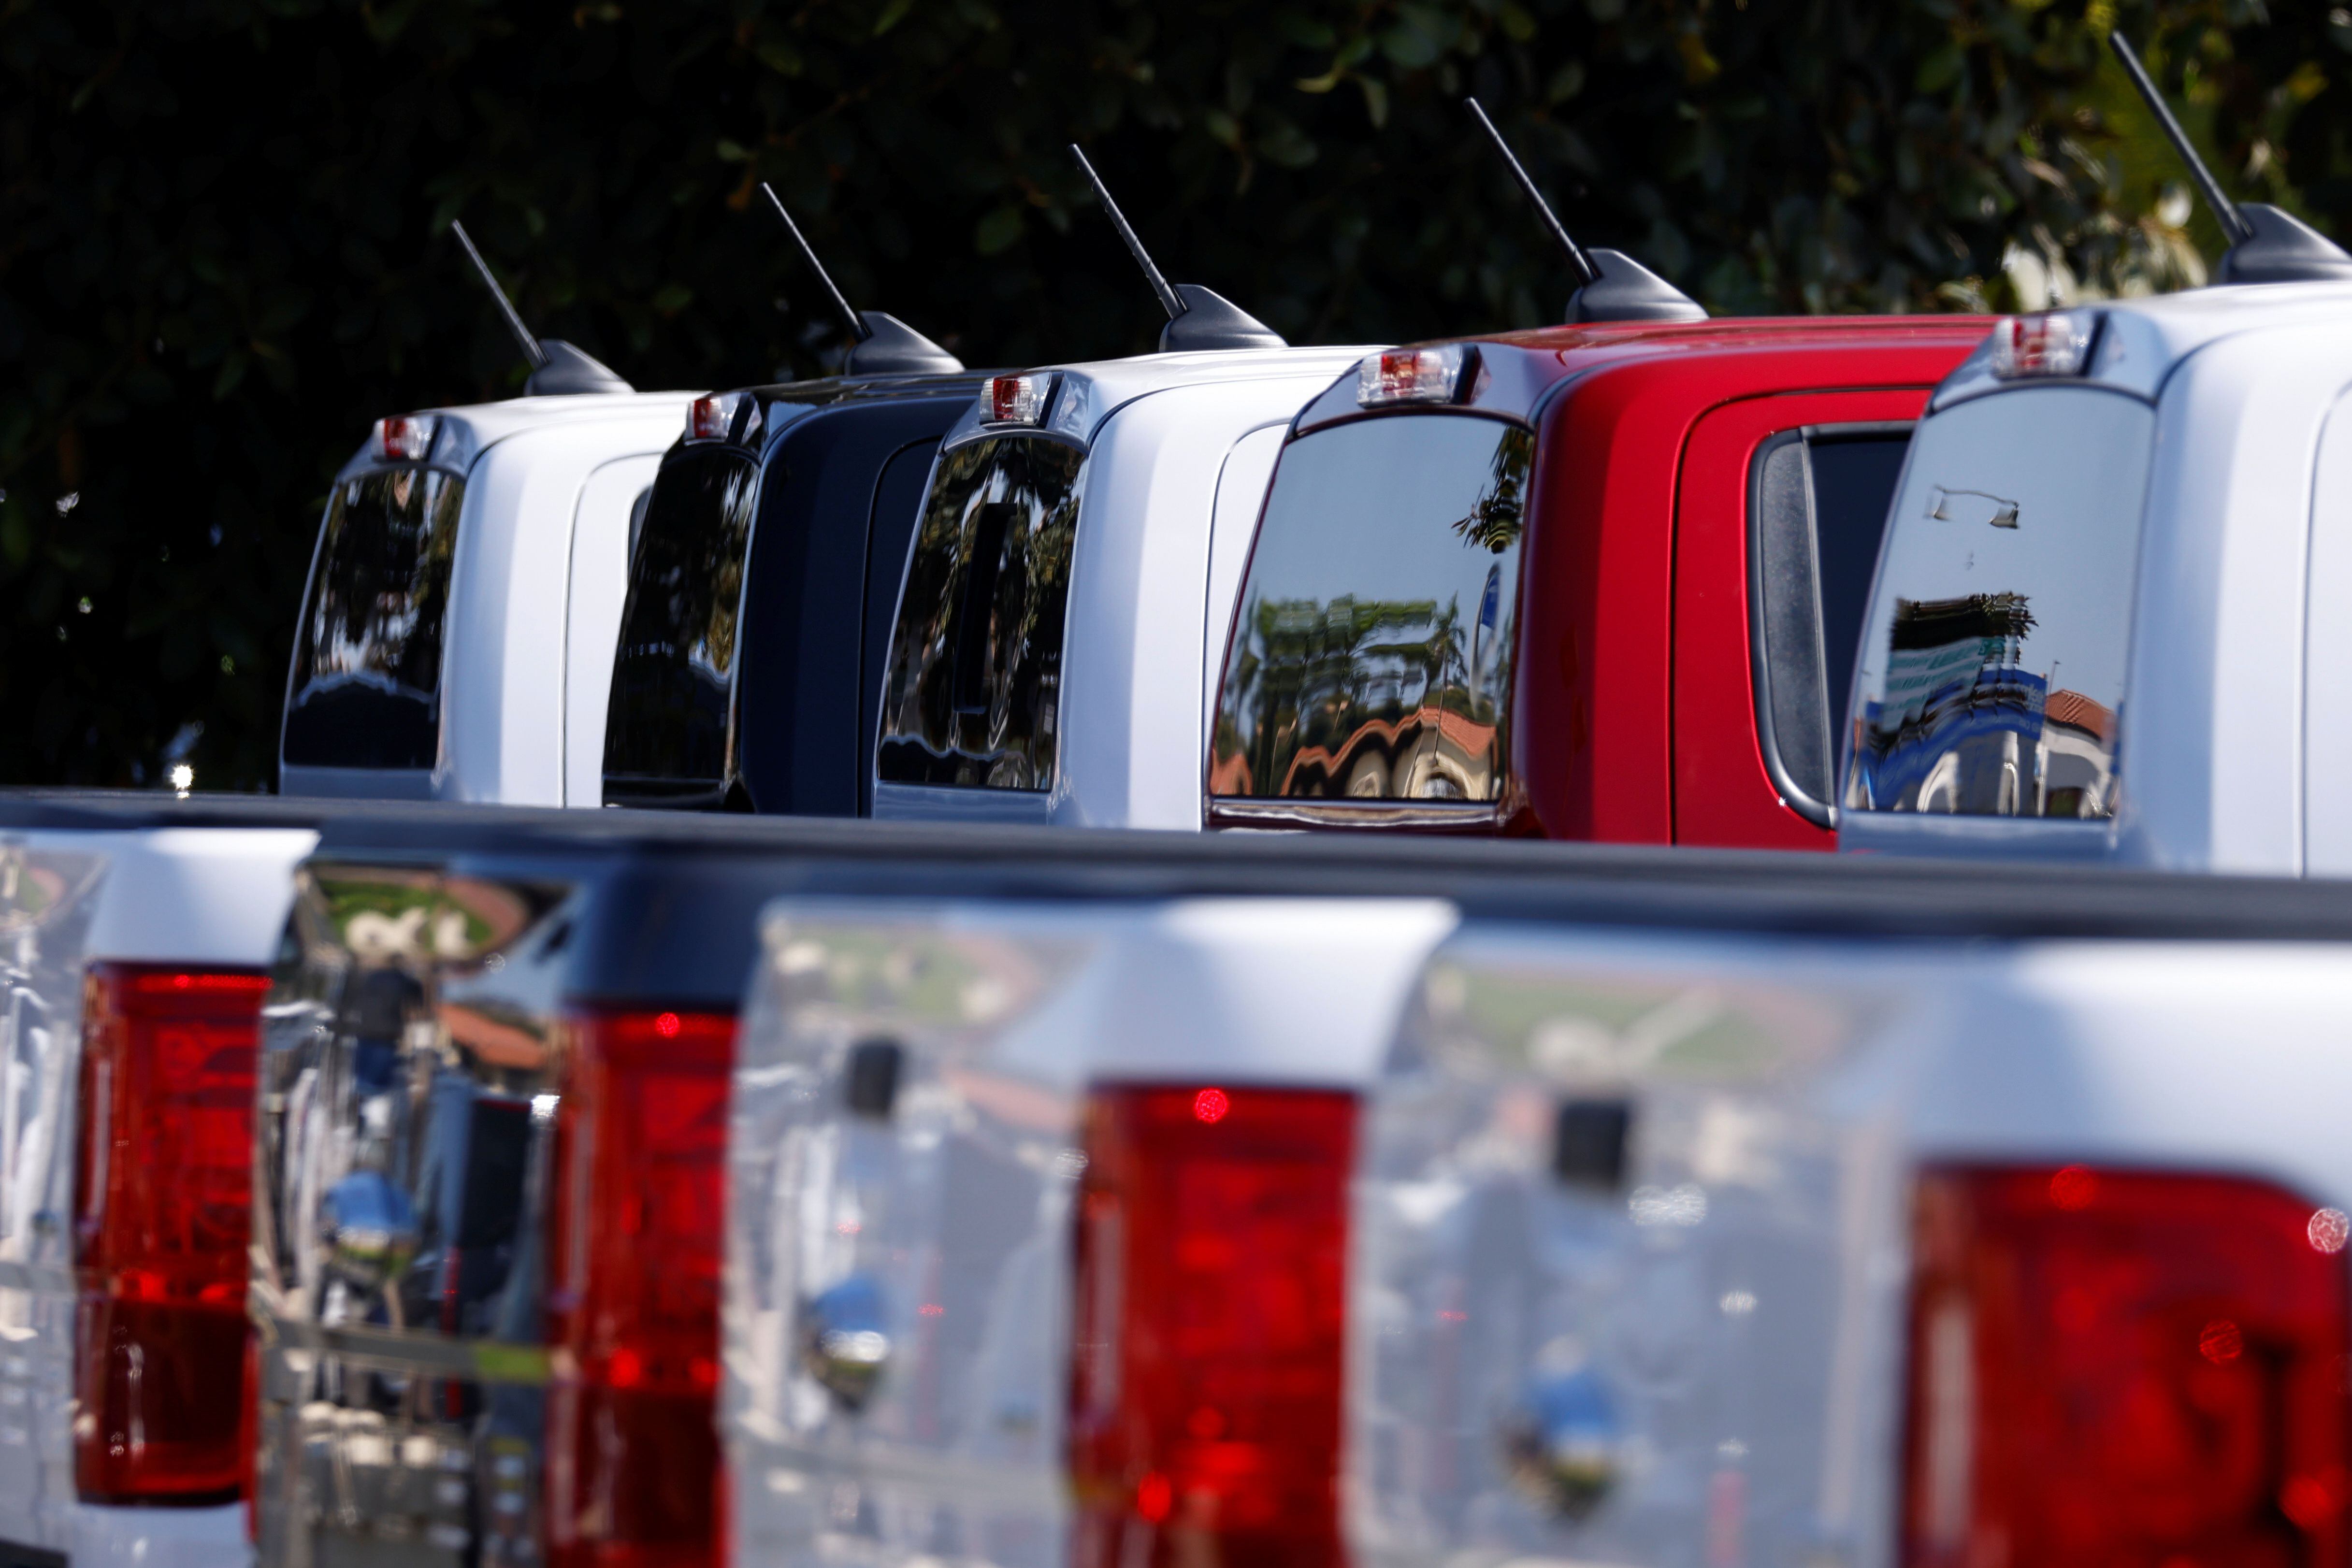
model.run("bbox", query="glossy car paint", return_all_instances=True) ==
[870,346,1376,830]
[0,816,317,1568]
[1216,318,1987,847]
[280,391,697,807]
[1835,281,2352,874]
[602,372,988,816]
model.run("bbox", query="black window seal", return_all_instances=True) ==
[1746,419,1914,831]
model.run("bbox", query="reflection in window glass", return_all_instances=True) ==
[876,437,1084,790]
[282,468,465,770]
[1842,387,2154,819]
[1209,416,1531,808]
[603,448,760,797]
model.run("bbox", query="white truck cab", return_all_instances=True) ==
[277,388,696,806]
[1834,280,2352,872]
[869,343,1377,829]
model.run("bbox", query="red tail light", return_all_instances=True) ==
[72,962,270,1505]
[1904,1165,2352,1568]
[1069,1084,1356,1568]
[546,1008,737,1568]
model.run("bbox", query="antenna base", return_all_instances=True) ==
[846,312,965,375]
[526,341,634,396]
[1568,250,1707,325]
[1159,284,1287,353]
[2218,204,2352,286]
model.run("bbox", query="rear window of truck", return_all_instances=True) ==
[875,435,1083,791]
[283,467,464,771]
[1750,427,1913,816]
[1843,386,2154,819]
[602,447,759,801]
[1208,415,1531,822]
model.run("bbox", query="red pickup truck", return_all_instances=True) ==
[1206,315,1991,848]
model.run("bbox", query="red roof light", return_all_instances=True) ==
[374,414,438,463]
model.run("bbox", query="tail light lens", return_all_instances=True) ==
[1904,1165,2352,1568]
[72,962,270,1504]
[546,1008,737,1568]
[1069,1084,1356,1568]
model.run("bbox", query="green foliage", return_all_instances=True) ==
[0,0,2327,787]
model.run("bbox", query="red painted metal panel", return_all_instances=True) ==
[1509,324,1987,845]
[1670,388,1937,850]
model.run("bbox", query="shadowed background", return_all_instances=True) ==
[2,0,2341,789]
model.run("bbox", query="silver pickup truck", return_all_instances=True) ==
[9,792,2352,1568]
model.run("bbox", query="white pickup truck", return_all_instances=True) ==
[723,855,2352,1568]
[868,342,1375,829]
[1833,278,2352,871]
[276,389,696,808]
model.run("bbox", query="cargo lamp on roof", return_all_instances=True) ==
[374,415,438,463]
[1357,345,1480,408]
[1990,312,2097,380]
[686,390,757,445]
[985,372,1058,426]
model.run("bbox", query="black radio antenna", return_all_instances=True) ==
[1069,144,1186,321]
[450,220,550,372]
[760,183,870,344]
[1466,99,1601,290]
[2107,32,2254,246]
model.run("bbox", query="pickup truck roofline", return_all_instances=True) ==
[328,389,701,483]
[938,345,1379,454]
[1927,279,2352,414]
[1292,316,1993,437]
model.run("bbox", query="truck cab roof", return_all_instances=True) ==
[1925,280,2352,411]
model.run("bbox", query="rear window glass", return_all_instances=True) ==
[602,447,759,798]
[1209,416,1531,812]
[283,468,464,770]
[1750,429,1910,812]
[1842,386,2154,819]
[875,436,1084,791]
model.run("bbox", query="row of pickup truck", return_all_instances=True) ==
[19,65,2352,1568]
[280,149,2352,878]
[14,795,2352,1568]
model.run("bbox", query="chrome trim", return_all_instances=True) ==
[1206,797,1504,832]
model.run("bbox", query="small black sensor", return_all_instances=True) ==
[845,1038,904,1121]
[1553,1098,1631,1191]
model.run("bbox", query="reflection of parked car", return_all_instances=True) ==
[1206,316,1988,847]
